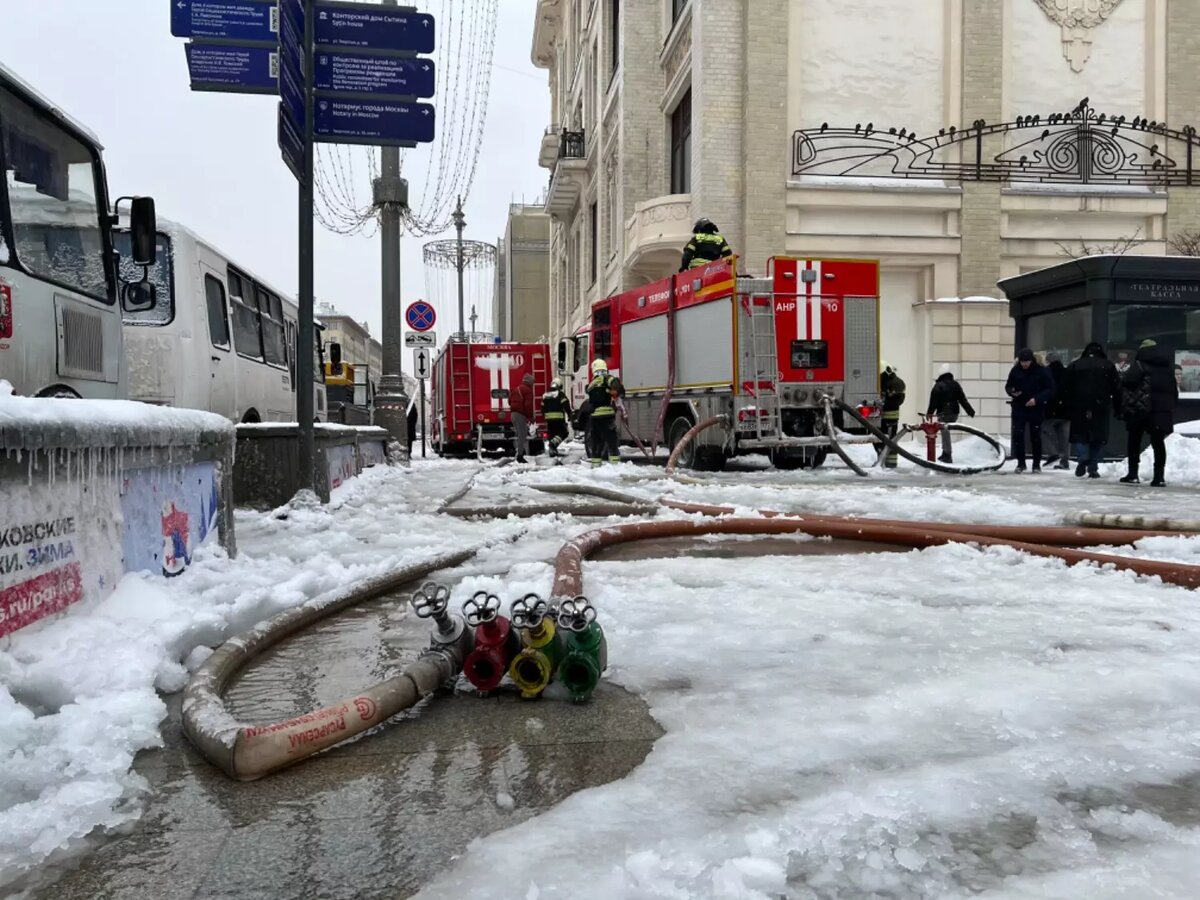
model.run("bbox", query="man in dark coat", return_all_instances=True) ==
[1041,352,1070,468]
[1005,348,1056,472]
[1119,339,1179,486]
[926,370,975,463]
[1064,342,1119,479]
[876,362,906,468]
[406,398,418,458]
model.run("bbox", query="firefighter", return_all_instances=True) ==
[542,378,573,458]
[679,218,734,272]
[586,358,625,465]
[877,361,905,468]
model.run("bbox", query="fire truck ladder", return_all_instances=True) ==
[447,342,474,454]
[745,293,782,441]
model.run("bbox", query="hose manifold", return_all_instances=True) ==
[462,590,501,627]
[557,596,597,633]
[410,582,467,647]
[510,592,549,629]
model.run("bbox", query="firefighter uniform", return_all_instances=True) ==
[877,364,906,468]
[542,382,572,456]
[679,218,734,272]
[586,362,624,464]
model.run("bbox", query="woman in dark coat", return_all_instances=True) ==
[1064,342,1119,479]
[1120,339,1179,486]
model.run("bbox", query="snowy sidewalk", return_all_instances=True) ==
[6,455,1200,899]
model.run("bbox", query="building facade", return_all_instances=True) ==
[315,302,383,375]
[493,203,552,342]
[531,0,1200,434]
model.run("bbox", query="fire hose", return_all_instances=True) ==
[665,416,728,475]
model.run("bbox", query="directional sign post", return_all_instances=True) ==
[405,300,436,332]
[314,98,435,146]
[170,0,279,43]
[314,53,435,99]
[313,3,435,52]
[404,331,436,348]
[186,43,278,93]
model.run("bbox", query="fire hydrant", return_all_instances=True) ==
[918,414,943,462]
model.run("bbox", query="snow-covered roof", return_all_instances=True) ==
[0,60,102,148]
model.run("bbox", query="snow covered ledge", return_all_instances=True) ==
[0,390,236,644]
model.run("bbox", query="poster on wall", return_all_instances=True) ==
[0,472,124,642]
[358,439,386,469]
[327,444,357,492]
[119,462,220,577]
[1176,350,1200,396]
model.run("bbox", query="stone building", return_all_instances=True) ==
[315,302,383,376]
[493,203,552,342]
[531,0,1200,434]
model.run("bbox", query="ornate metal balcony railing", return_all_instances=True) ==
[559,128,585,160]
[791,98,1200,186]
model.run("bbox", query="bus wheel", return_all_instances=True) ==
[36,385,81,399]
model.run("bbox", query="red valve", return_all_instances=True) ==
[918,414,943,462]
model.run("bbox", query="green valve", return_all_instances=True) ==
[555,597,607,702]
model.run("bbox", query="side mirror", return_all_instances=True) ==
[329,340,342,374]
[122,280,156,312]
[129,197,157,266]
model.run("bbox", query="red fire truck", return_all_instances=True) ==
[558,257,881,470]
[430,337,553,457]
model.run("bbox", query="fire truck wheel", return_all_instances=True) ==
[667,417,698,470]
[695,448,728,472]
[769,448,827,470]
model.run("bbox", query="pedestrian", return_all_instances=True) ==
[926,368,975,463]
[877,361,905,468]
[510,373,535,463]
[1064,342,1120,479]
[1041,352,1070,469]
[542,377,573,458]
[585,358,625,465]
[1119,338,1179,486]
[405,398,418,458]
[679,218,734,272]
[1005,348,1055,472]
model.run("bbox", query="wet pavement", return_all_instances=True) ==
[30,580,663,900]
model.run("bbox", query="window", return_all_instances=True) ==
[1,83,113,302]
[589,202,598,284]
[1108,302,1200,390]
[610,0,620,78]
[671,0,688,23]
[670,89,692,194]
[1026,305,1091,366]
[116,231,175,325]
[259,286,287,366]
[592,304,612,360]
[285,318,297,390]
[204,275,230,350]
[228,268,263,359]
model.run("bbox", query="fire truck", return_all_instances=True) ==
[430,336,553,457]
[559,257,881,470]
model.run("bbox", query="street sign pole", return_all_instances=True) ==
[371,0,412,460]
[419,379,426,458]
[296,0,317,488]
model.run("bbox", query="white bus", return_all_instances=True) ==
[120,218,327,423]
[0,62,158,397]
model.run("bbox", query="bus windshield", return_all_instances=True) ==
[0,80,113,302]
[116,230,174,325]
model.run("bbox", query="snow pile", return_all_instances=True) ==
[417,541,1200,899]
[0,394,231,447]
[0,379,13,397]
[1099,433,1200,487]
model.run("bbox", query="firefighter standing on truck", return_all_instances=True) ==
[877,362,905,468]
[679,218,734,271]
[542,378,572,458]
[586,358,624,465]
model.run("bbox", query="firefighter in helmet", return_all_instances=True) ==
[679,218,734,272]
[542,377,573,457]
[586,358,625,465]
[876,361,906,468]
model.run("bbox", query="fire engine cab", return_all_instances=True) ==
[559,257,881,469]
[430,335,552,457]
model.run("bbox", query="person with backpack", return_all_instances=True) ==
[1005,349,1056,472]
[876,362,906,468]
[1119,339,1179,486]
[926,369,975,463]
[1064,342,1120,479]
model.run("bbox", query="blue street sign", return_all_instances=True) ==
[314,98,435,145]
[314,53,435,99]
[313,2,435,54]
[185,43,278,93]
[279,55,304,124]
[406,301,436,332]
[170,0,278,43]
[277,104,304,182]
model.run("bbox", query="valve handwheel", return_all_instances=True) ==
[411,582,451,618]
[556,596,597,632]
[509,593,547,629]
[462,591,501,627]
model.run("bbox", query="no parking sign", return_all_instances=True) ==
[405,300,436,332]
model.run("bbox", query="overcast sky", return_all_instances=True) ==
[0,0,548,340]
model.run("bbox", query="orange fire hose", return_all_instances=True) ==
[664,416,727,475]
[550,516,1200,601]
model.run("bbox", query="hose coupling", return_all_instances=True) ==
[555,596,607,703]
[462,591,522,693]
[508,593,564,699]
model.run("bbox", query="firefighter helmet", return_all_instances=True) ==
[591,358,608,375]
[551,377,563,389]
[692,218,717,234]
[881,360,894,374]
